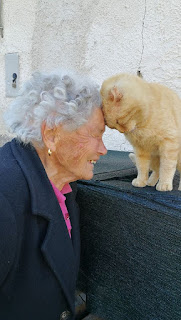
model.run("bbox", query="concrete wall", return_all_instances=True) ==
[0,0,181,150]
[0,0,36,141]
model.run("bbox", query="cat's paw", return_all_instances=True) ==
[132,178,147,188]
[147,172,159,187]
[156,181,173,191]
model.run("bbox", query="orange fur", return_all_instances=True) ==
[101,73,181,191]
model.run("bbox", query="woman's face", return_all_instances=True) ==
[54,108,107,181]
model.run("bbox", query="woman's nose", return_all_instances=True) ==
[99,140,107,156]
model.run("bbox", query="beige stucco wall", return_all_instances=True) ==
[0,0,181,150]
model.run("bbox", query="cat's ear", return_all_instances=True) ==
[108,86,123,103]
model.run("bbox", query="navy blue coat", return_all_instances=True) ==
[0,139,80,320]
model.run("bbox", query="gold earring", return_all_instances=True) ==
[48,149,52,156]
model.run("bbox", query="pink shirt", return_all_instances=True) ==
[50,181,72,238]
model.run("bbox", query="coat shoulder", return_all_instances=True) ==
[0,141,29,203]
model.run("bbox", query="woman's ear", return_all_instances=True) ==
[41,122,57,152]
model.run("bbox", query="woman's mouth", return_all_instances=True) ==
[90,160,97,164]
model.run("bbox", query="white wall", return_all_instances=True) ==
[0,0,181,150]
[0,0,36,140]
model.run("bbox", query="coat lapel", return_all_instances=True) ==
[10,139,80,313]
[41,211,77,313]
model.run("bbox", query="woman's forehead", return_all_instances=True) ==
[80,108,105,133]
[56,108,105,140]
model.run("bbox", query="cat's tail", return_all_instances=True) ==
[129,152,136,165]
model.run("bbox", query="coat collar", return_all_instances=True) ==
[10,139,80,314]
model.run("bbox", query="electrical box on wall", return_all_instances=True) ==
[5,53,19,97]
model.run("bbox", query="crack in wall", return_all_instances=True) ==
[137,0,147,74]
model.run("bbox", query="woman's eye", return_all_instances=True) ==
[91,133,102,139]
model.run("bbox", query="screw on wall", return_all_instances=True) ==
[137,70,143,78]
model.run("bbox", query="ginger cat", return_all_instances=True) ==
[100,73,181,191]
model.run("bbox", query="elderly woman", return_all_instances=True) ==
[0,70,107,320]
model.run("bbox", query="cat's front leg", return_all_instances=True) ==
[132,151,150,187]
[156,159,177,191]
[156,143,178,191]
[147,171,159,186]
[147,155,160,186]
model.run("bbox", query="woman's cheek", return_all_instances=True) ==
[71,144,85,162]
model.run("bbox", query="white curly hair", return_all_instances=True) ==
[4,70,101,146]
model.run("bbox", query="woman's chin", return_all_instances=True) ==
[82,169,94,181]
[83,172,94,181]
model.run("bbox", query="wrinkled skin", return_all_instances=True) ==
[36,108,107,190]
